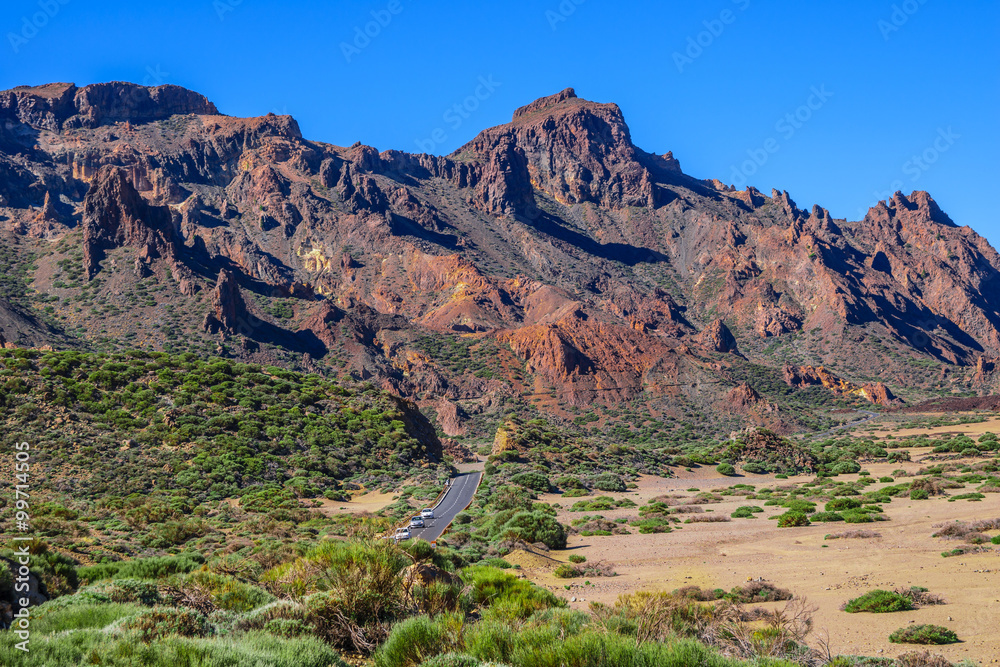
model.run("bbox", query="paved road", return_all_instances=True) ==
[407,471,482,543]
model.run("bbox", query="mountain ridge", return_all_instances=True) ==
[1,80,997,438]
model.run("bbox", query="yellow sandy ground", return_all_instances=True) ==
[527,444,1000,664]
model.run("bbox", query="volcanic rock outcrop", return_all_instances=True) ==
[203,270,250,334]
[81,166,178,278]
[783,364,901,406]
[3,80,997,435]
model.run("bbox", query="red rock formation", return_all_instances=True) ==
[203,269,250,334]
[81,166,178,278]
[783,364,901,406]
[5,81,1000,430]
[695,319,739,354]
[0,82,217,131]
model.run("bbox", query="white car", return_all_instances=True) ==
[410,516,425,529]
[420,508,435,519]
[394,527,411,541]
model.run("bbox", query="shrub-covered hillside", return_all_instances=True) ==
[0,348,444,503]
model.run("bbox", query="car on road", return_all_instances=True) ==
[409,516,425,529]
[393,527,411,541]
[420,508,435,519]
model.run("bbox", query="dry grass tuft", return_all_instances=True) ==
[825,529,881,540]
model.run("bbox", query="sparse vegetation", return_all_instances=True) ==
[889,624,959,645]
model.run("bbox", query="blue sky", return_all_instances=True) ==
[4,0,998,241]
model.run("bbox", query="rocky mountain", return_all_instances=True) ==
[1,81,998,438]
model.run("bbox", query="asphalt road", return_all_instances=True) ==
[407,471,482,543]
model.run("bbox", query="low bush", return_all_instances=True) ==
[554,564,579,579]
[510,472,550,493]
[716,463,736,476]
[0,630,344,667]
[568,555,586,564]
[730,505,763,518]
[374,613,465,667]
[78,554,206,583]
[910,488,930,500]
[843,589,912,613]
[726,581,793,603]
[889,624,959,645]
[947,493,985,502]
[592,474,626,492]
[629,517,673,534]
[776,512,811,527]
[825,498,861,512]
[121,607,211,641]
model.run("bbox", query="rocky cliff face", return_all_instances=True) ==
[81,165,178,278]
[0,81,995,436]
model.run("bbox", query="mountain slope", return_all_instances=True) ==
[1,81,998,437]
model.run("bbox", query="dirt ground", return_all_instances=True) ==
[315,489,397,515]
[525,429,1000,664]
[863,414,1000,440]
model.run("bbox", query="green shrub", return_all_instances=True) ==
[592,474,626,492]
[95,579,162,605]
[830,461,861,475]
[888,624,958,645]
[910,488,930,500]
[992,535,1000,545]
[553,565,580,579]
[568,555,586,564]
[32,602,144,634]
[879,476,894,483]
[375,613,465,667]
[947,493,985,502]
[825,498,861,512]
[716,463,736,476]
[496,511,566,549]
[556,476,585,490]
[0,630,345,667]
[776,512,811,527]
[173,570,274,612]
[79,554,206,583]
[781,499,816,514]
[262,618,317,638]
[810,512,844,522]
[417,654,483,667]
[510,472,550,492]
[844,589,913,613]
[122,607,210,641]
[462,566,562,619]
[629,517,672,534]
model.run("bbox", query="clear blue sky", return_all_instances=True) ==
[4,0,998,240]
